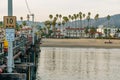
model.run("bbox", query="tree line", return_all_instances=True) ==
[43,12,111,38]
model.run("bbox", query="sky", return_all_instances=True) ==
[0,0,120,22]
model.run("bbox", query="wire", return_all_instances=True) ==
[25,0,31,14]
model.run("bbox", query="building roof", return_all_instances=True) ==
[66,27,85,30]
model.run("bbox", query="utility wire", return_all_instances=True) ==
[25,0,31,14]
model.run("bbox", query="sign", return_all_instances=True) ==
[5,29,15,41]
[4,16,16,28]
[4,39,8,48]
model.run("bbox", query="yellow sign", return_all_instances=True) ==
[3,39,8,48]
[4,16,16,28]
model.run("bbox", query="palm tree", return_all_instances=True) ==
[62,20,65,30]
[107,15,111,39]
[68,15,72,27]
[71,16,74,38]
[52,17,57,38]
[76,14,79,28]
[104,28,107,38]
[84,27,89,37]
[63,16,69,38]
[49,14,53,30]
[89,27,96,38]
[68,15,72,38]
[88,12,91,16]
[86,15,90,37]
[59,14,62,20]
[71,16,74,27]
[107,15,111,27]
[63,16,69,26]
[58,22,61,38]
[20,17,23,28]
[56,14,59,18]
[79,12,82,28]
[49,14,53,20]
[55,14,59,30]
[83,14,86,28]
[58,22,61,29]
[79,12,82,38]
[86,12,91,38]
[59,14,62,30]
[20,17,23,21]
[73,14,77,38]
[44,20,51,35]
[88,12,91,27]
[94,14,99,27]
[22,21,27,26]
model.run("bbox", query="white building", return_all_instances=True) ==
[64,27,85,38]
[97,25,119,38]
[97,25,105,34]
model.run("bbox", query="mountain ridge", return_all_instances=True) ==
[17,14,120,28]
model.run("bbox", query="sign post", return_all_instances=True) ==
[4,14,16,73]
[3,0,15,73]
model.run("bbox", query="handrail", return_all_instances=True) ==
[0,52,4,55]
[0,51,22,71]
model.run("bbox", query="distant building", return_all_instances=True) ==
[54,29,64,38]
[97,25,105,34]
[21,26,32,34]
[64,27,85,38]
[97,25,119,38]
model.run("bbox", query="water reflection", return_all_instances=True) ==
[36,47,120,80]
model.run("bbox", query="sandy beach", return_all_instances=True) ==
[41,38,120,48]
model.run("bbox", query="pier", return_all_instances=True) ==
[0,32,41,80]
[0,0,41,79]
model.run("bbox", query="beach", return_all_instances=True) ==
[40,39,120,48]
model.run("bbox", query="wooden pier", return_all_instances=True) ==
[0,33,41,80]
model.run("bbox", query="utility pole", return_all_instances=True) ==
[7,0,14,73]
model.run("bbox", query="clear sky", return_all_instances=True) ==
[0,0,120,22]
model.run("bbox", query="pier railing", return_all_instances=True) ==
[0,33,41,80]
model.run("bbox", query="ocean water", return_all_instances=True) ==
[36,47,120,80]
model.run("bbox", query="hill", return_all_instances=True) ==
[69,14,120,28]
[17,14,120,29]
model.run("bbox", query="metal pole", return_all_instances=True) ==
[8,0,13,16]
[31,14,34,45]
[7,0,14,73]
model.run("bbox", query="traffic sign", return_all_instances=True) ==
[5,29,15,41]
[4,16,16,28]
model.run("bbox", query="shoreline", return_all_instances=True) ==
[41,39,120,48]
